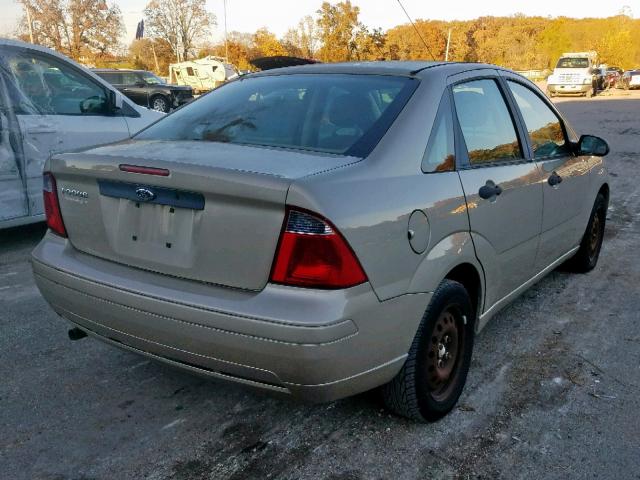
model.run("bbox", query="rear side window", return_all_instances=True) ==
[97,72,121,84]
[508,81,570,159]
[136,74,417,157]
[422,92,455,173]
[453,79,522,166]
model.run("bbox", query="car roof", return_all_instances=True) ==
[250,60,509,79]
[93,68,146,73]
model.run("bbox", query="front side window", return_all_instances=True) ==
[508,81,570,159]
[121,72,140,85]
[136,74,417,157]
[4,49,109,115]
[452,79,522,165]
[140,71,165,85]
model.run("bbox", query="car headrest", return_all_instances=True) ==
[327,93,376,130]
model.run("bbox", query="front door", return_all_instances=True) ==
[505,79,591,268]
[4,46,130,216]
[121,71,149,107]
[0,73,28,222]
[452,75,544,309]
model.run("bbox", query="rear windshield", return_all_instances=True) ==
[556,58,589,68]
[136,73,417,157]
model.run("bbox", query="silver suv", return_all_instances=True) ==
[32,62,609,421]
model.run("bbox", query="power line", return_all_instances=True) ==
[395,0,436,61]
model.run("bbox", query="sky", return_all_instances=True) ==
[1,0,638,42]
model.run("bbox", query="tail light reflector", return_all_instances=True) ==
[43,172,67,237]
[270,208,367,289]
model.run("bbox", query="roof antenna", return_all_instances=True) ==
[396,0,437,61]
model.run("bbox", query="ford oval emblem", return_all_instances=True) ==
[135,187,156,202]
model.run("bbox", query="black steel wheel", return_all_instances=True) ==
[382,279,475,422]
[564,192,607,273]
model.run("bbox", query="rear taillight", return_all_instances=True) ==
[270,208,367,289]
[43,172,67,237]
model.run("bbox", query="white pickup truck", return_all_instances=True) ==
[546,52,599,98]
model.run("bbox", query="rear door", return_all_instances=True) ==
[451,71,544,309]
[505,78,591,268]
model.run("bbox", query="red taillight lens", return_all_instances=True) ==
[43,172,67,237]
[270,209,367,289]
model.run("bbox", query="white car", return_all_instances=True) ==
[0,39,163,229]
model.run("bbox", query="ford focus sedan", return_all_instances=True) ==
[32,62,610,421]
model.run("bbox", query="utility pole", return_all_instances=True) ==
[445,28,451,62]
[151,43,160,72]
[223,0,228,61]
[25,5,34,44]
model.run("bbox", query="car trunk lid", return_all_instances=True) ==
[51,140,359,291]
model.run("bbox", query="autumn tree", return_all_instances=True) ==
[18,0,123,60]
[144,0,215,61]
[129,38,174,74]
[316,1,361,62]
[252,28,287,57]
[199,31,253,70]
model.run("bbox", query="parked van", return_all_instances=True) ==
[0,39,163,229]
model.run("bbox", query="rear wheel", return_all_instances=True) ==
[564,193,607,273]
[382,280,474,422]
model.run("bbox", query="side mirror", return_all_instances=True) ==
[108,89,123,112]
[578,134,609,156]
[135,81,147,87]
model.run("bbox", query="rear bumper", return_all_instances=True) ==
[32,233,429,401]
[547,83,592,95]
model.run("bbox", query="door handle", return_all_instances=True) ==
[548,172,563,186]
[478,180,503,200]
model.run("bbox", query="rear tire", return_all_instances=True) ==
[382,280,475,422]
[564,193,607,273]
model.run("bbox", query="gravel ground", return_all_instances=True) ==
[1,91,639,480]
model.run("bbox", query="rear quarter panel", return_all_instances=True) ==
[287,76,480,303]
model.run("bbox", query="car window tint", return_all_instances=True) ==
[453,79,522,165]
[136,74,417,157]
[508,81,570,159]
[422,93,455,173]
[5,50,108,115]
[97,72,120,84]
[121,72,139,85]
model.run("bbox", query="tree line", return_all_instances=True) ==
[16,0,640,74]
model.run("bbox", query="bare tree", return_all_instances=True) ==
[144,0,215,61]
[18,0,123,60]
[282,15,319,59]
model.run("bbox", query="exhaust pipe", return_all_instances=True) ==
[68,327,88,341]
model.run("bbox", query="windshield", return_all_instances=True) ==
[140,71,165,85]
[136,74,417,157]
[556,58,589,68]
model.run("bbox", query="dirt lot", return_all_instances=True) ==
[2,91,639,480]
